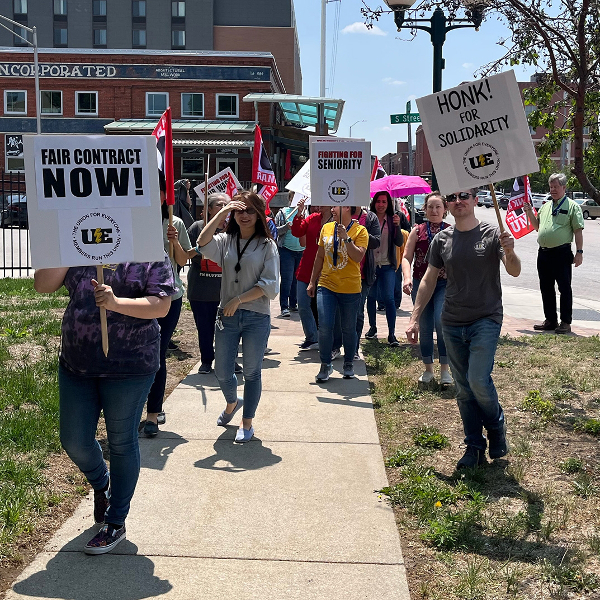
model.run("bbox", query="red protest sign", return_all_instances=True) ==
[505,176,536,239]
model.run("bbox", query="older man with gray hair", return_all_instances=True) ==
[524,173,584,334]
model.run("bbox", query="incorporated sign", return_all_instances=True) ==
[415,70,539,194]
[0,62,271,81]
[309,137,371,207]
[24,134,164,268]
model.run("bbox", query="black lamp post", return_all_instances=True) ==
[383,0,488,190]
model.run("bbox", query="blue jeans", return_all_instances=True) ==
[412,278,448,364]
[190,300,219,366]
[214,309,271,419]
[58,365,155,526]
[356,280,371,354]
[297,280,318,344]
[147,296,182,413]
[317,286,361,365]
[279,246,303,310]
[367,264,397,336]
[442,318,505,451]
[394,266,403,309]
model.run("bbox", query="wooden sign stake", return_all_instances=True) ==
[96,265,109,357]
[488,183,505,234]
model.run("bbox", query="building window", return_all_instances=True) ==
[181,93,203,118]
[181,156,204,179]
[524,104,536,135]
[13,0,27,14]
[5,134,24,173]
[41,91,62,114]
[216,94,239,118]
[146,92,168,117]
[132,1,146,17]
[53,27,67,46]
[13,25,28,46]
[172,1,185,17]
[216,157,238,176]
[93,28,107,46]
[4,91,27,115]
[132,28,146,47]
[75,91,98,116]
[171,29,185,48]
[53,0,67,15]
[93,0,106,16]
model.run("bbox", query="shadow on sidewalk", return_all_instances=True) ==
[139,432,188,471]
[12,533,171,599]
[194,430,282,472]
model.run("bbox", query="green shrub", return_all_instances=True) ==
[521,390,557,421]
[412,425,449,450]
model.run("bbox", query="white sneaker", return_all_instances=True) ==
[418,371,436,384]
[440,370,454,385]
[331,348,341,360]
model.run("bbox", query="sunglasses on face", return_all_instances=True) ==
[446,192,473,202]
[235,207,257,216]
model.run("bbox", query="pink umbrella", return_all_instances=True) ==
[370,175,431,198]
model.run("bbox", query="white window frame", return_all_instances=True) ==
[181,156,204,179]
[181,93,204,118]
[4,90,27,115]
[146,92,169,117]
[216,93,239,119]
[41,90,63,115]
[75,91,98,116]
[216,157,238,175]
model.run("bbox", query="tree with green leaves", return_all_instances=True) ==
[362,0,600,200]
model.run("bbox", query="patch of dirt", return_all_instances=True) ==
[0,306,200,598]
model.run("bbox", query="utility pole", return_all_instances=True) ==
[320,0,326,97]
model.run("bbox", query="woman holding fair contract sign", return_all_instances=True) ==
[34,256,176,554]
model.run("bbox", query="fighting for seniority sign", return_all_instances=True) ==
[415,70,539,194]
[24,134,164,268]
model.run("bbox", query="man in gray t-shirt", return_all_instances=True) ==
[406,188,521,470]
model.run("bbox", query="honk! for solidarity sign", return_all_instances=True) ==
[415,70,539,194]
[309,137,371,207]
[24,135,164,268]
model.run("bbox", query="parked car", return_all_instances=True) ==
[476,190,488,206]
[497,194,509,210]
[580,199,600,220]
[531,193,547,210]
[410,194,426,225]
[1,196,28,228]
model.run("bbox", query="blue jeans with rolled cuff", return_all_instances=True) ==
[411,277,448,364]
[442,317,505,451]
[214,309,271,420]
[59,365,155,526]
[317,286,361,365]
[367,264,397,336]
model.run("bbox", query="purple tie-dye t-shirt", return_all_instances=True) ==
[60,257,177,377]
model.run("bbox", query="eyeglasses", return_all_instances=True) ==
[235,207,257,215]
[446,192,473,202]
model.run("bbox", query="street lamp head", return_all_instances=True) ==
[462,0,490,30]
[383,0,417,9]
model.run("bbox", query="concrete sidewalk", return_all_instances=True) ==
[6,302,411,600]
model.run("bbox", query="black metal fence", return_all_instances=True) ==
[1,170,31,278]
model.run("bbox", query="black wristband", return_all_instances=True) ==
[577,249,583,254]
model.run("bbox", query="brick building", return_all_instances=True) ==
[380,141,411,176]
[0,47,314,188]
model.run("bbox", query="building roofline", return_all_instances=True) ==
[0,47,275,59]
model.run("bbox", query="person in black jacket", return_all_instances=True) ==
[352,206,381,357]
[364,191,409,346]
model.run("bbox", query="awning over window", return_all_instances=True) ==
[175,139,254,148]
[243,94,344,133]
[104,119,256,134]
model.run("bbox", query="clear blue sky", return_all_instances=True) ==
[294,0,535,157]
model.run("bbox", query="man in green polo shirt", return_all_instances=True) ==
[523,173,584,334]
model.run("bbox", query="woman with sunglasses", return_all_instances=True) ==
[197,191,279,443]
[402,192,452,385]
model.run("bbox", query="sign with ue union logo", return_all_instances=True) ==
[309,137,371,207]
[23,135,164,268]
[415,70,539,194]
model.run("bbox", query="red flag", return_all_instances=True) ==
[226,171,238,199]
[152,107,175,206]
[371,156,387,181]
[252,125,278,213]
[506,175,536,239]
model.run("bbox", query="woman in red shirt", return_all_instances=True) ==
[291,199,332,350]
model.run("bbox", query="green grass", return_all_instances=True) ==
[575,418,600,436]
[412,425,449,450]
[521,390,557,421]
[0,278,66,560]
[559,458,584,474]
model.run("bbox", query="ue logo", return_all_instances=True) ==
[463,142,500,180]
[327,179,350,204]
[81,228,113,245]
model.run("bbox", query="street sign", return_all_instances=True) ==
[390,113,421,124]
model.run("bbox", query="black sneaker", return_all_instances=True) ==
[299,340,319,351]
[93,485,110,524]
[456,446,486,470]
[143,420,158,437]
[488,421,510,459]
[315,363,333,382]
[235,362,243,373]
[365,327,377,339]
[84,523,126,555]
[388,335,400,347]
